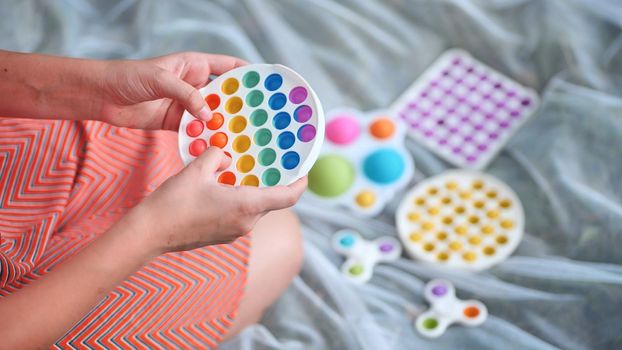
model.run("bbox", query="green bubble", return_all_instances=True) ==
[254,128,272,147]
[258,148,276,166]
[348,265,364,276]
[308,155,355,198]
[242,71,260,88]
[423,318,438,329]
[262,168,281,186]
[250,109,268,127]
[246,90,264,107]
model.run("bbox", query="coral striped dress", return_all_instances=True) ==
[0,118,249,349]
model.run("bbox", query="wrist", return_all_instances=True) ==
[120,201,168,260]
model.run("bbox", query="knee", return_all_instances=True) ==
[256,209,304,276]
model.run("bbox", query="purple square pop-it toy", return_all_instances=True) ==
[390,49,539,169]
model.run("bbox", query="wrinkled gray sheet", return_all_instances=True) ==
[2,0,622,349]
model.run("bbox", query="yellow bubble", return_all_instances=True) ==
[427,207,440,215]
[415,197,426,206]
[423,242,435,252]
[436,231,448,240]
[486,190,498,199]
[499,199,512,209]
[468,216,480,224]
[496,235,509,245]
[437,252,449,261]
[408,212,420,222]
[472,180,484,190]
[487,210,499,219]
[449,241,463,251]
[455,225,468,235]
[228,115,247,133]
[501,219,515,229]
[468,236,482,245]
[225,96,243,114]
[481,225,494,235]
[422,221,434,231]
[455,206,466,214]
[236,155,255,173]
[483,246,496,256]
[474,200,485,209]
[446,181,458,190]
[463,251,477,262]
[356,190,376,208]
[409,232,423,242]
[221,77,239,95]
[232,135,251,153]
[441,197,452,205]
[241,174,259,187]
[442,216,453,225]
[428,187,438,195]
[459,191,472,199]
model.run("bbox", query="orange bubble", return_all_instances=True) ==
[218,171,236,185]
[464,306,480,318]
[205,94,220,110]
[210,132,228,148]
[206,112,224,130]
[369,117,395,139]
[188,139,207,157]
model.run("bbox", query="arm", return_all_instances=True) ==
[0,50,246,129]
[0,147,307,349]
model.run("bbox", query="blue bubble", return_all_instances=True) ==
[362,148,405,184]
[264,73,283,91]
[281,151,300,170]
[277,131,295,150]
[273,112,291,130]
[339,234,355,247]
[269,93,287,110]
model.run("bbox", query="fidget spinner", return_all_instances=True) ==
[332,229,402,283]
[416,279,487,338]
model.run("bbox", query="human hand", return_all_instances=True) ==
[131,147,307,254]
[98,52,246,130]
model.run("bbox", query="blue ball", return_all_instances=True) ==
[363,148,405,184]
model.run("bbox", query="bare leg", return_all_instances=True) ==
[222,209,304,341]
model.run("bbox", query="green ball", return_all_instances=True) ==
[308,155,355,198]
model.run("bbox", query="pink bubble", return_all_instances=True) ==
[326,114,360,145]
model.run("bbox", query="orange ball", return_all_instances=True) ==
[209,132,228,148]
[206,112,224,130]
[218,171,236,185]
[369,117,395,139]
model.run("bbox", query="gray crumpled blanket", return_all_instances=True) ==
[2,0,621,349]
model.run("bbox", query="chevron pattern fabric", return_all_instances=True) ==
[0,118,249,349]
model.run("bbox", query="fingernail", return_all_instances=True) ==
[197,107,211,121]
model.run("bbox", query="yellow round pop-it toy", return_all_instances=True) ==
[396,170,524,270]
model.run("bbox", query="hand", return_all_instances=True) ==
[132,147,307,254]
[98,52,246,130]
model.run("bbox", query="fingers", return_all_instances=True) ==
[253,176,308,212]
[151,68,212,122]
[193,147,231,176]
[203,53,247,76]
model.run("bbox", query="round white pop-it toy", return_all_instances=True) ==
[396,170,524,270]
[179,64,325,187]
[305,109,414,216]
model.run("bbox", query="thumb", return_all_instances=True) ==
[192,147,232,176]
[151,68,212,122]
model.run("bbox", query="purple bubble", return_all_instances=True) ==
[496,102,506,109]
[449,127,459,133]
[469,86,477,92]
[380,243,394,253]
[506,90,516,97]
[438,138,448,145]
[510,110,520,117]
[483,94,491,100]
[494,82,502,89]
[478,144,488,151]
[464,135,474,142]
[452,58,461,65]
[432,285,447,296]
[474,124,484,130]
[289,86,308,104]
[421,91,429,98]
[452,147,462,154]
[461,116,470,123]
[467,155,477,162]
[424,130,434,137]
[434,100,442,106]
[480,74,488,81]
[521,98,531,106]
[442,70,450,76]
[466,66,474,73]
[447,108,456,114]
[297,124,316,142]
[489,133,499,139]
[294,105,313,123]
[499,121,510,128]
[485,113,495,120]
